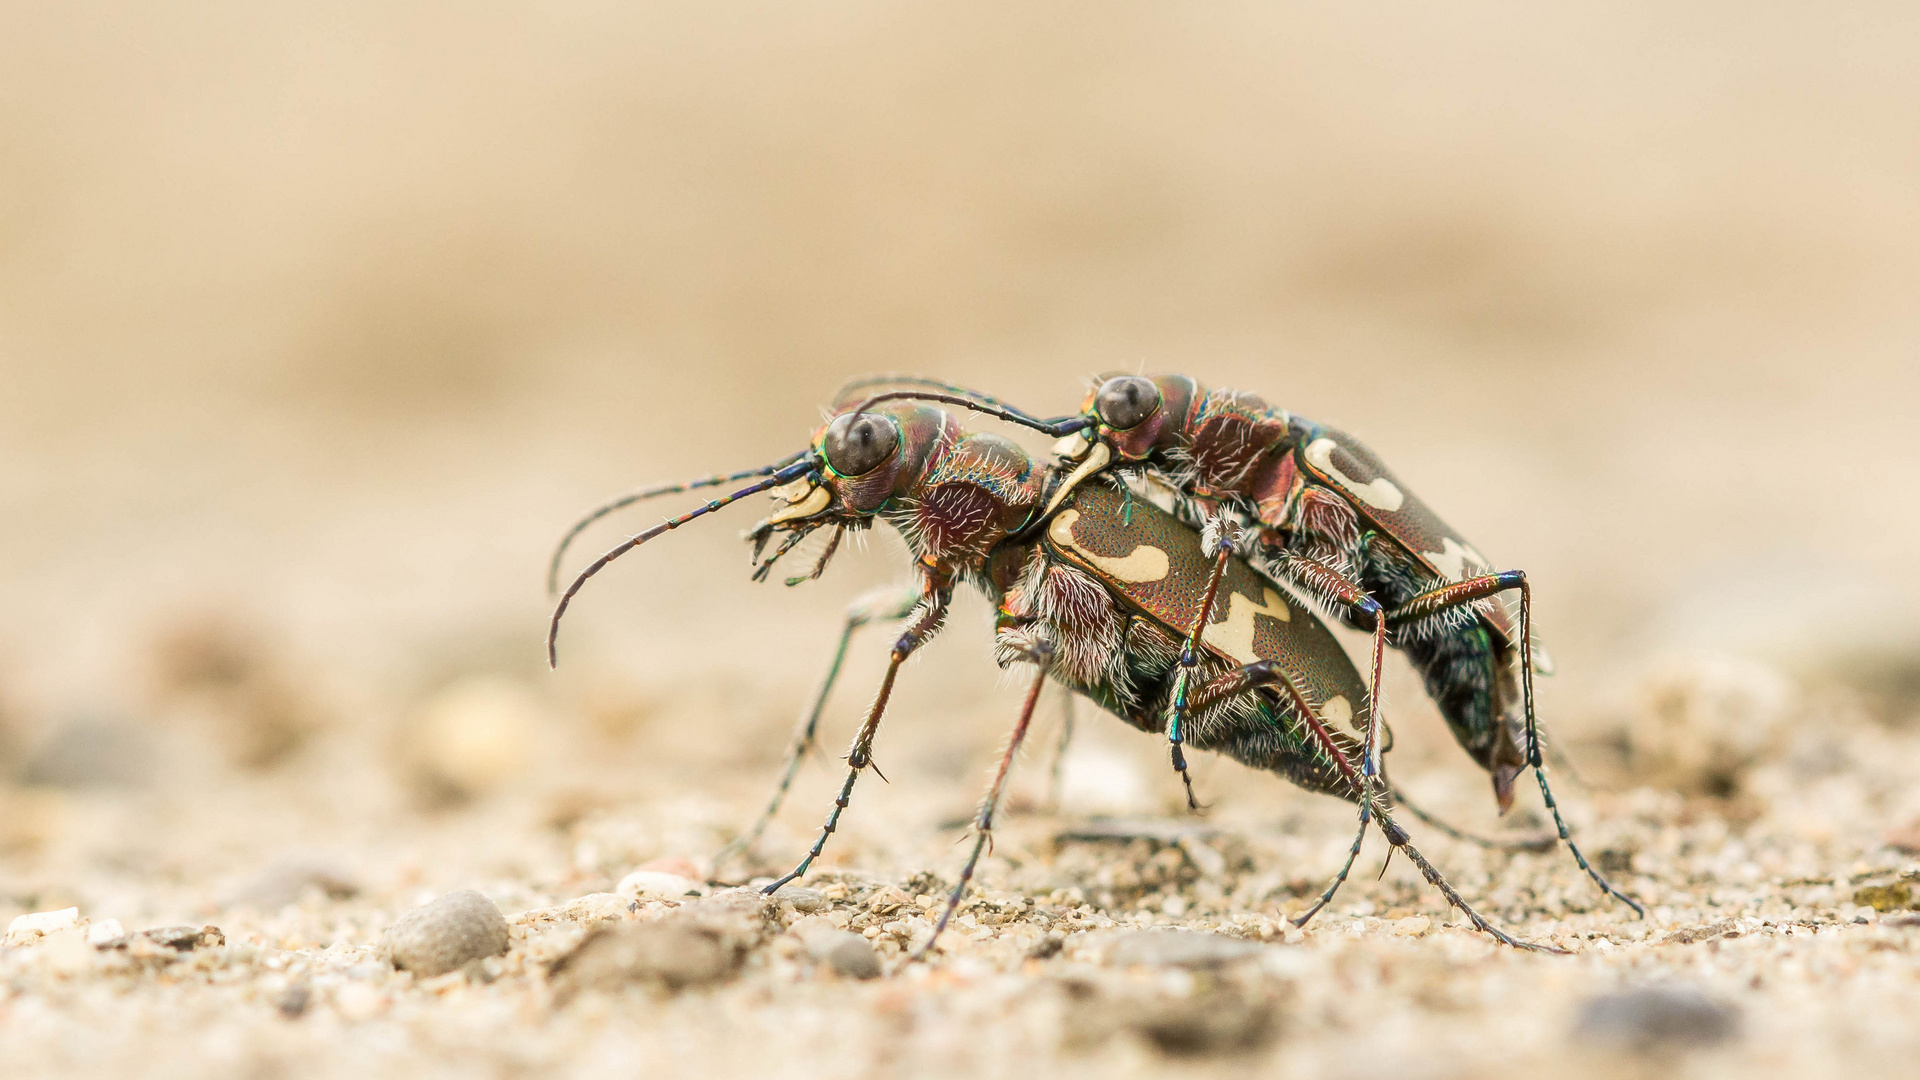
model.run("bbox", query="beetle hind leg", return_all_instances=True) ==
[1196,660,1561,951]
[1386,571,1646,918]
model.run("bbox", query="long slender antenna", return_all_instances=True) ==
[547,458,818,668]
[546,452,808,595]
[847,390,1090,439]
[832,374,1032,416]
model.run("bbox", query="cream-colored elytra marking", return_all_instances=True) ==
[1047,509,1169,584]
[1422,536,1489,583]
[1200,586,1292,665]
[1305,438,1404,512]
[768,484,830,523]
[1320,695,1361,738]
[1041,442,1111,518]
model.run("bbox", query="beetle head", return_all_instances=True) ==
[1063,373,1199,466]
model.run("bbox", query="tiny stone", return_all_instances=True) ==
[1027,931,1067,960]
[275,982,312,1019]
[140,925,226,951]
[772,886,828,913]
[87,919,128,948]
[806,930,880,979]
[1574,986,1740,1051]
[1853,883,1913,912]
[618,870,705,900]
[383,889,512,977]
[5,907,81,944]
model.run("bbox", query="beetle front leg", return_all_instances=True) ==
[716,582,920,874]
[1385,570,1645,918]
[764,565,954,894]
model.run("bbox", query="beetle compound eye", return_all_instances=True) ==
[822,413,900,476]
[1095,376,1161,430]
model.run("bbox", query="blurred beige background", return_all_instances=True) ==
[3,0,1918,875]
[3,4,1920,1076]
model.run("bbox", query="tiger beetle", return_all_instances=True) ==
[835,374,1643,920]
[547,393,1567,955]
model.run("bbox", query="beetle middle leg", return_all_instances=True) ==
[1384,570,1646,917]
[715,582,920,874]
[1162,516,1242,811]
[763,567,954,893]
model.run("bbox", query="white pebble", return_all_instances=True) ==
[87,919,127,947]
[6,908,80,944]
[618,870,705,900]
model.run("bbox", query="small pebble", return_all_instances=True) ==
[140,925,226,951]
[383,889,511,977]
[806,930,880,979]
[618,870,705,900]
[1853,883,1912,912]
[6,908,81,944]
[772,886,828,913]
[1574,986,1740,1051]
[87,919,127,947]
[275,982,312,1020]
[1392,916,1432,937]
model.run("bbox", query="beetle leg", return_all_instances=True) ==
[1385,571,1646,918]
[1275,554,1390,816]
[1165,517,1238,811]
[764,566,954,894]
[1207,660,1562,953]
[914,645,1052,961]
[715,582,919,875]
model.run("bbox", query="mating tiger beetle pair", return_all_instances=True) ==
[546,374,1645,956]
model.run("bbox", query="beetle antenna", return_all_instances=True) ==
[546,452,808,595]
[848,390,1091,438]
[548,457,818,668]
[832,374,1028,415]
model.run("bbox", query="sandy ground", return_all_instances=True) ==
[4,3,1920,1078]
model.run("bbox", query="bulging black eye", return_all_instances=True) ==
[822,413,900,476]
[1095,376,1161,430]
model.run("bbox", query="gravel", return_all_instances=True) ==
[382,890,511,977]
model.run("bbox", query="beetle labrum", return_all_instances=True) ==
[836,374,1643,918]
[547,394,1565,954]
